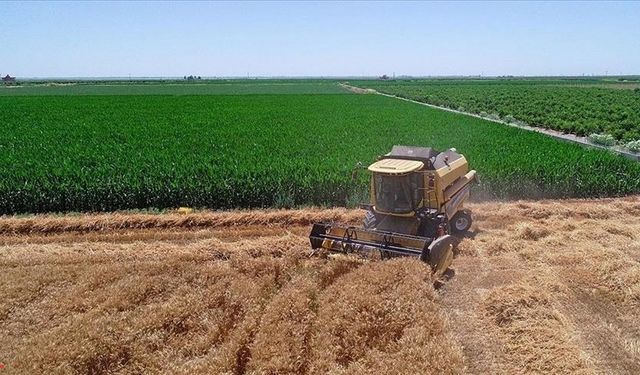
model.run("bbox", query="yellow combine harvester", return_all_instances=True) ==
[309,145,477,275]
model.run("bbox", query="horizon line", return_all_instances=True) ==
[7,74,640,81]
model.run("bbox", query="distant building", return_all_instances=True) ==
[2,75,16,85]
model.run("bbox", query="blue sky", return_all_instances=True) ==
[1,1,639,77]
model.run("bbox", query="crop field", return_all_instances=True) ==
[2,81,640,214]
[352,79,640,141]
[0,80,347,96]
[1,197,639,373]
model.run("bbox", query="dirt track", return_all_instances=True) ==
[1,198,640,374]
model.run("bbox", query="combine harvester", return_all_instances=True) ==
[310,145,477,275]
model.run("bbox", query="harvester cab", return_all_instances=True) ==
[310,145,477,275]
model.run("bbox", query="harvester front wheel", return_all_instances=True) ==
[451,210,472,234]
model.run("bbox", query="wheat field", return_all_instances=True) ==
[1,197,639,374]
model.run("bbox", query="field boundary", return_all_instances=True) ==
[340,83,640,161]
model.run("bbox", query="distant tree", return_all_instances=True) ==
[379,74,389,80]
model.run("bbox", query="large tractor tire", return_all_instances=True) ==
[450,210,472,234]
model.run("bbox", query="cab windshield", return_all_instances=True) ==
[374,173,422,213]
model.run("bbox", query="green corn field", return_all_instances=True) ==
[1,82,639,214]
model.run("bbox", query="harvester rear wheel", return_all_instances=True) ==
[451,210,472,234]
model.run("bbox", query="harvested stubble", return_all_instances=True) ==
[441,195,640,374]
[484,279,589,373]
